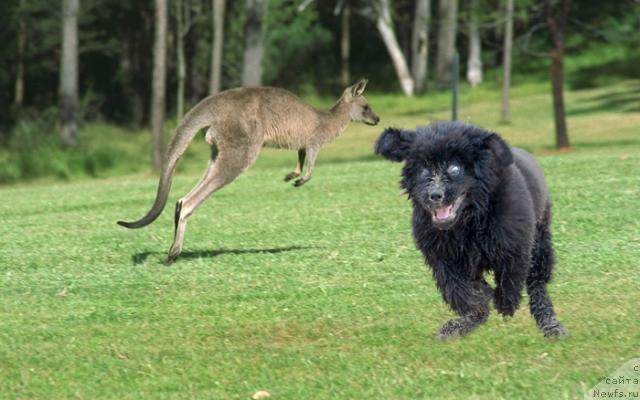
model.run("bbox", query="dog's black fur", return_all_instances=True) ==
[375,122,567,338]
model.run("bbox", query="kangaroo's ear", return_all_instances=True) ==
[374,128,415,162]
[349,78,368,97]
[484,133,513,167]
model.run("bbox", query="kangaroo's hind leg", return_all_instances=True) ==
[284,149,306,182]
[293,145,319,187]
[527,205,568,337]
[167,143,261,264]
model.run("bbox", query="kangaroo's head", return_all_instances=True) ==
[343,79,379,126]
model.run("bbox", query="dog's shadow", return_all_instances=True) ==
[132,245,311,265]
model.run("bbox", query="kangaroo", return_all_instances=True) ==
[118,78,379,264]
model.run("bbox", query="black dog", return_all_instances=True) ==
[375,122,568,338]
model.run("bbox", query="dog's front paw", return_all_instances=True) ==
[436,310,489,339]
[436,317,475,339]
[437,319,466,339]
[494,289,518,317]
[293,178,307,187]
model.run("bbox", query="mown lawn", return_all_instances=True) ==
[0,81,639,399]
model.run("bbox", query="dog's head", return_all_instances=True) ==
[375,122,513,230]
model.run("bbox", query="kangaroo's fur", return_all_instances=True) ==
[117,79,379,263]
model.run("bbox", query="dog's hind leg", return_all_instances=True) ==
[527,206,568,337]
[167,143,261,264]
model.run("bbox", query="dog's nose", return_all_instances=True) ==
[374,116,380,124]
[429,190,444,202]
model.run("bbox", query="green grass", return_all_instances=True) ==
[1,81,639,399]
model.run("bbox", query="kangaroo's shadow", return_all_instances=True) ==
[132,245,312,265]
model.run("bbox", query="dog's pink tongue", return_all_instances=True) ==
[434,205,453,220]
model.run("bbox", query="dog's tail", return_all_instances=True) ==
[117,101,213,229]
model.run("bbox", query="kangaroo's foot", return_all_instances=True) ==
[436,310,489,339]
[284,172,300,182]
[293,178,308,187]
[166,244,181,265]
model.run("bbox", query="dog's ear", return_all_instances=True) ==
[375,128,415,162]
[484,133,513,167]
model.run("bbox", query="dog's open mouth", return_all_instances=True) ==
[431,195,465,225]
[433,205,455,221]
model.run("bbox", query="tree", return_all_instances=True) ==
[501,0,514,121]
[14,0,27,107]
[175,0,192,120]
[151,0,168,168]
[435,0,458,88]
[340,1,350,87]
[299,0,351,87]
[209,0,226,95]
[374,0,414,96]
[412,0,430,94]
[59,0,79,146]
[466,0,482,88]
[545,0,571,149]
[242,0,266,86]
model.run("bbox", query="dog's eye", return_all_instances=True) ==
[448,165,462,176]
[420,168,430,177]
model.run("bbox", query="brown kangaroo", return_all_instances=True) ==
[118,79,379,263]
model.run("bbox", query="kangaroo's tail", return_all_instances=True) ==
[117,102,212,229]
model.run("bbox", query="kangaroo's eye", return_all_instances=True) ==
[363,105,369,111]
[448,165,462,176]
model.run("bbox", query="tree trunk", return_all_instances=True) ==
[466,0,482,88]
[545,0,571,149]
[59,0,79,146]
[340,3,350,87]
[435,0,458,88]
[151,0,168,169]
[412,0,430,94]
[375,0,414,96]
[14,0,26,107]
[209,0,226,95]
[242,0,266,86]
[120,39,144,126]
[500,0,513,121]
[176,0,186,120]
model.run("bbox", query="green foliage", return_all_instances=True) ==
[0,112,148,183]
[263,0,332,89]
[0,108,70,182]
[1,0,639,125]
[221,0,247,88]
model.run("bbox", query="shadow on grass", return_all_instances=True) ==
[132,245,312,265]
[571,138,640,149]
[536,138,640,154]
[566,80,640,116]
[570,57,640,90]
